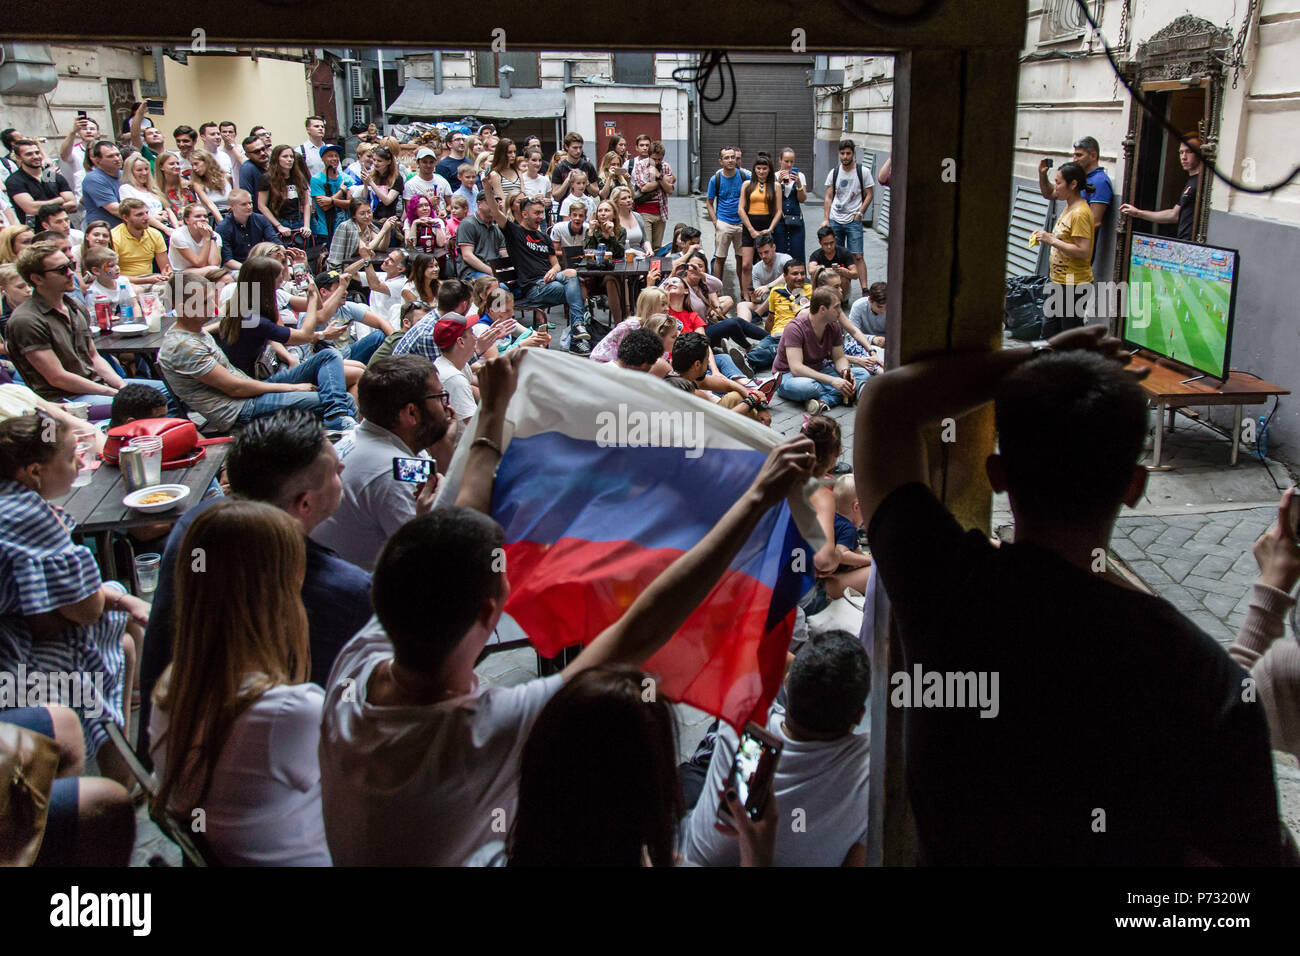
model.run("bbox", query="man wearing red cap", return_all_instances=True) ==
[432,316,478,423]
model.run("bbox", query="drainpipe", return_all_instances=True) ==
[687,53,700,192]
[376,49,388,131]
[433,50,443,95]
[498,63,514,99]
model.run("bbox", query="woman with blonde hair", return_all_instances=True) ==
[150,498,331,866]
[597,150,631,200]
[0,224,33,264]
[589,286,676,370]
[188,146,233,220]
[610,185,652,258]
[583,199,627,322]
[119,153,175,235]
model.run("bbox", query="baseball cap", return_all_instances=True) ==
[314,269,342,287]
[320,143,343,157]
[433,317,470,350]
[475,189,489,202]
[416,146,436,161]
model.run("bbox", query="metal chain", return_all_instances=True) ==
[1230,0,1258,89]
[1118,0,1129,53]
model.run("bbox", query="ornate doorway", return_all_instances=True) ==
[1113,16,1232,284]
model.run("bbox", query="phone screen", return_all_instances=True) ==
[719,724,782,822]
[392,457,433,483]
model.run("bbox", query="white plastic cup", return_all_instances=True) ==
[129,436,163,487]
[71,433,96,488]
[134,553,161,595]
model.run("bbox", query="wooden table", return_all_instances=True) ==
[93,314,177,356]
[1130,353,1290,468]
[51,443,229,581]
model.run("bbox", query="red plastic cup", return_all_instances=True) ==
[94,300,113,331]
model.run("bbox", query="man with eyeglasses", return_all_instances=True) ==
[239,135,272,198]
[6,240,173,414]
[311,354,455,571]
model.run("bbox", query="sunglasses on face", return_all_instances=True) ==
[35,262,73,276]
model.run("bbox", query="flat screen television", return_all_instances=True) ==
[1123,234,1239,381]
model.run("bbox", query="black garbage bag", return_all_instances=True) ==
[1005,275,1049,341]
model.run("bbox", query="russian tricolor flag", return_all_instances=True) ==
[441,350,824,730]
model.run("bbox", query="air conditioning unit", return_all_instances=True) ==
[349,65,372,101]
[352,104,372,126]
[809,69,845,87]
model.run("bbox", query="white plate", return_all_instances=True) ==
[110,323,149,336]
[122,483,190,514]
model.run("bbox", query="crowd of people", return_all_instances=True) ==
[0,110,1295,868]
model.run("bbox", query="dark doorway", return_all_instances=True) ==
[1130,84,1207,240]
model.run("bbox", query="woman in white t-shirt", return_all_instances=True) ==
[168,204,223,273]
[520,148,551,204]
[119,153,177,235]
[150,500,331,866]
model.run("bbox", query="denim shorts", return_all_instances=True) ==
[830,218,864,255]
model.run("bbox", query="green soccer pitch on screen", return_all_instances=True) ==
[1123,234,1240,381]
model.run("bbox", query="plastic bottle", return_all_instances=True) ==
[117,278,134,320]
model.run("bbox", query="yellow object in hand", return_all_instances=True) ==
[1028,234,1039,248]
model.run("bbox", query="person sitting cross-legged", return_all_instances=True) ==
[318,350,817,866]
[773,287,870,415]
[666,331,770,423]
[160,271,357,433]
[746,258,812,372]
[678,629,872,867]
[480,175,592,354]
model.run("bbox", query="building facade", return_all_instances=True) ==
[820,0,1300,466]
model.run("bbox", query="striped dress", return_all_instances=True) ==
[0,480,127,755]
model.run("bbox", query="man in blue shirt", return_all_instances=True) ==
[238,135,270,197]
[706,146,749,281]
[1038,135,1113,253]
[137,408,373,769]
[310,143,351,245]
[215,189,282,268]
[79,141,124,228]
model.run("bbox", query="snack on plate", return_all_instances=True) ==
[139,491,175,505]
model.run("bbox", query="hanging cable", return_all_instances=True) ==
[671,52,737,127]
[1072,0,1300,195]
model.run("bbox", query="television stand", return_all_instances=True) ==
[1128,354,1290,469]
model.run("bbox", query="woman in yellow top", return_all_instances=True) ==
[1032,161,1095,336]
[738,151,784,300]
